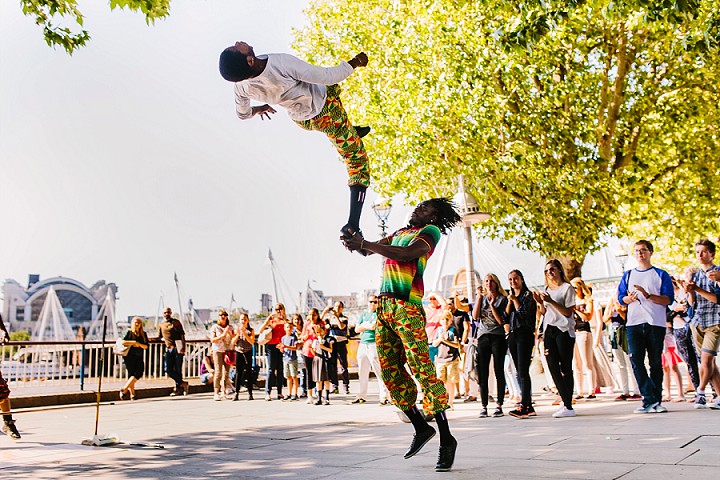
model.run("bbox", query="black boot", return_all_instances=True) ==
[353,125,371,138]
[435,436,457,471]
[2,419,20,440]
[404,426,436,459]
[341,184,367,240]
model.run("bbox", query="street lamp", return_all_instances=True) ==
[372,195,392,237]
[453,175,491,304]
[615,248,629,274]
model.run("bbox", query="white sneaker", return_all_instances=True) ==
[552,406,576,418]
[710,398,720,410]
[653,404,668,413]
[213,393,221,401]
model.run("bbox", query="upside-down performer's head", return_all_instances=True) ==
[219,41,258,82]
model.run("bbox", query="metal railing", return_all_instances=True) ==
[0,340,269,391]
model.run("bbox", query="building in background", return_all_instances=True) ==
[2,275,118,333]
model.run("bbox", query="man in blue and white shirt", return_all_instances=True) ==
[681,239,720,409]
[618,240,674,414]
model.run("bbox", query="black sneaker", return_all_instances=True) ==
[526,405,537,416]
[435,436,457,472]
[351,398,366,404]
[492,407,504,418]
[354,125,371,138]
[2,420,21,440]
[508,407,528,419]
[478,407,488,418]
[403,426,436,459]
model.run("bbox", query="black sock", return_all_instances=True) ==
[3,414,12,422]
[347,184,367,231]
[434,410,453,445]
[404,406,430,433]
[325,389,330,401]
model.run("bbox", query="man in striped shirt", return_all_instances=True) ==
[342,197,461,472]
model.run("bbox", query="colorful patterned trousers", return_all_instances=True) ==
[294,84,370,187]
[376,296,449,415]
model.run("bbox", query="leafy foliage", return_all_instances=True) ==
[21,0,171,54]
[295,0,720,270]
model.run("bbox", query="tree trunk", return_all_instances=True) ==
[555,256,585,281]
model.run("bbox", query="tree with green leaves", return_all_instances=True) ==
[21,0,170,54]
[295,0,720,277]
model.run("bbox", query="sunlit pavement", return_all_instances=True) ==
[2,381,719,479]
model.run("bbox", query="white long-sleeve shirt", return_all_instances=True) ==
[233,53,354,121]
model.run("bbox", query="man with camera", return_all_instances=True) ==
[322,301,350,395]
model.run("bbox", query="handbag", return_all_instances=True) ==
[257,328,272,345]
[224,350,236,365]
[113,337,130,356]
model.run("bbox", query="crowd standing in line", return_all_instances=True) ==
[101,239,720,450]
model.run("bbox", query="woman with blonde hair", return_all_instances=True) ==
[471,273,509,418]
[570,277,611,399]
[119,317,149,401]
[209,310,233,400]
[534,260,577,417]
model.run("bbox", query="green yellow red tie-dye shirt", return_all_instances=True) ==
[380,224,441,304]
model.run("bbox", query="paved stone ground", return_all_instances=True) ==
[2,381,719,480]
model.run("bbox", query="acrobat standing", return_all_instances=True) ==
[219,41,370,239]
[342,198,461,472]
[0,314,21,440]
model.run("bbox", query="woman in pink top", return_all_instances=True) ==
[301,308,322,404]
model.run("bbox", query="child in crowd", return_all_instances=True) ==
[662,325,687,402]
[312,324,335,405]
[432,311,461,408]
[280,323,300,401]
[200,354,215,385]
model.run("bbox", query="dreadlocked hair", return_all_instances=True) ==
[421,197,461,234]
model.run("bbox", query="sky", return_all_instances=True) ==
[0,1,627,321]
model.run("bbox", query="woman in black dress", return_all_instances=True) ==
[120,317,149,400]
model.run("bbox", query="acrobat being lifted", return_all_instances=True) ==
[219,41,370,243]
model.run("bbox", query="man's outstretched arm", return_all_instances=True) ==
[343,232,429,263]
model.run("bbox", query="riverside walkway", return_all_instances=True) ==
[1,380,719,479]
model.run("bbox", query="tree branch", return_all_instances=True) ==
[600,26,635,161]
